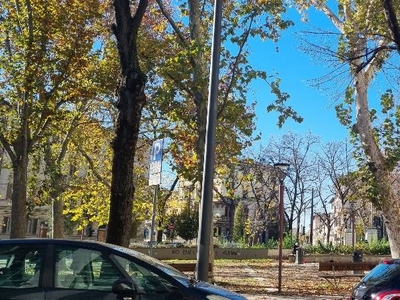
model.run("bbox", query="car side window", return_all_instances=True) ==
[54,246,122,291]
[0,245,44,288]
[112,254,180,296]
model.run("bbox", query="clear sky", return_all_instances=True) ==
[242,6,353,229]
[248,6,350,146]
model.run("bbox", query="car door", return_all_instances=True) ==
[45,245,123,300]
[0,243,46,300]
[111,254,193,300]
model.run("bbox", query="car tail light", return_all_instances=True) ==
[374,290,400,300]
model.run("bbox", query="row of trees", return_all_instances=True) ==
[2,0,400,261]
[211,132,361,246]
[292,0,400,257]
[0,0,294,246]
[137,132,360,247]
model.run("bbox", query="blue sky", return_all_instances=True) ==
[248,6,350,146]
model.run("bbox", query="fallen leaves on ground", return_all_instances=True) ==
[213,259,360,298]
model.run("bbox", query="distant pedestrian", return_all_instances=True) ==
[292,242,300,255]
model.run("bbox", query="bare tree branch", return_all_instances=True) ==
[381,0,400,54]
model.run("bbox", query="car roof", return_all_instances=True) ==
[0,238,120,251]
[381,258,400,264]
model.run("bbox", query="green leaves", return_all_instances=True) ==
[381,89,394,113]
[175,207,199,242]
[267,79,304,128]
[145,0,296,182]
[233,201,246,242]
[0,0,119,237]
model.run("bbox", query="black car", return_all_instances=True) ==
[0,238,247,300]
[351,259,400,300]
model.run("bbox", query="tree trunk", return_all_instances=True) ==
[48,168,67,238]
[10,156,28,238]
[0,147,3,172]
[309,0,400,257]
[375,172,400,258]
[381,0,400,52]
[157,229,163,243]
[188,0,208,180]
[10,102,29,238]
[107,88,143,246]
[52,197,64,238]
[227,201,235,241]
[354,62,400,257]
[107,0,148,247]
[340,0,400,257]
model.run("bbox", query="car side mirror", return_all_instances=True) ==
[112,278,137,300]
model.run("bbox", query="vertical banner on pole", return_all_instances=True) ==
[149,139,164,186]
[148,139,163,255]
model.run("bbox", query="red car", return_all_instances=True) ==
[351,259,400,300]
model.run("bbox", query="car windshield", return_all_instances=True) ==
[361,262,400,286]
[110,244,189,279]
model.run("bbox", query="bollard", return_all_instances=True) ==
[352,250,363,262]
[352,250,363,274]
[295,247,303,264]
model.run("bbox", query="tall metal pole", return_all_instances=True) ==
[196,0,222,282]
[149,185,159,256]
[309,189,314,245]
[278,181,284,293]
[274,162,289,294]
[351,202,355,250]
[352,210,355,250]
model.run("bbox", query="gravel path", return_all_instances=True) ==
[213,261,360,300]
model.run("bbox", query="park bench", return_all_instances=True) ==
[318,261,377,287]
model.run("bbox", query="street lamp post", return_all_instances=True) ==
[350,202,355,250]
[274,162,290,294]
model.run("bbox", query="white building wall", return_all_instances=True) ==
[312,214,329,245]
[0,167,12,201]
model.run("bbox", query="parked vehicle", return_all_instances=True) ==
[350,259,400,300]
[0,238,247,300]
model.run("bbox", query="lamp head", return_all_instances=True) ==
[274,162,290,183]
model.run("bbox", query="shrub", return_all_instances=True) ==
[215,239,251,249]
[233,202,246,242]
[283,234,294,249]
[175,207,199,242]
[302,239,391,255]
[264,238,277,249]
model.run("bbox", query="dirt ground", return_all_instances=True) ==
[212,260,361,299]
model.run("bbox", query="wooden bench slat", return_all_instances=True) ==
[318,261,377,271]
[318,261,376,287]
[319,274,365,279]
